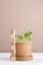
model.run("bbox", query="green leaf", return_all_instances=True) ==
[20,35,23,40]
[28,31,32,37]
[24,32,28,39]
[17,35,23,40]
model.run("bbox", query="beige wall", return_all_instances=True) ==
[0,0,43,52]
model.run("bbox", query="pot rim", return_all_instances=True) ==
[16,41,32,44]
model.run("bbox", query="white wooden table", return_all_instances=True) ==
[0,52,43,65]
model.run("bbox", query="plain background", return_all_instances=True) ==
[0,0,43,52]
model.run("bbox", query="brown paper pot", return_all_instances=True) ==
[16,42,33,61]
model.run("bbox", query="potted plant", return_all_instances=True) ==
[16,31,32,61]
